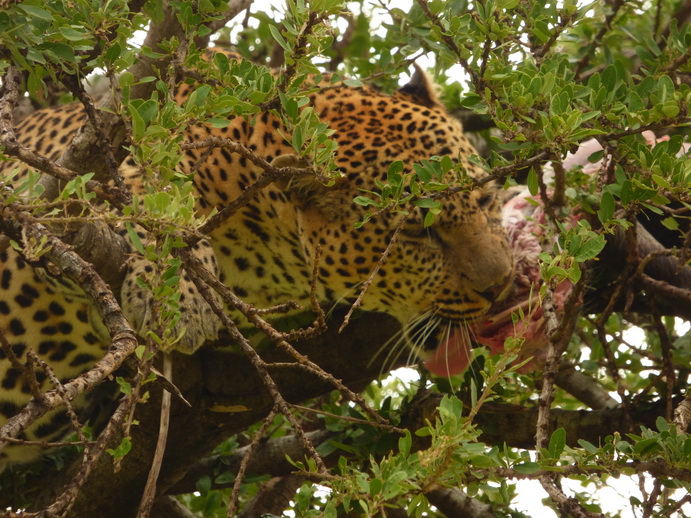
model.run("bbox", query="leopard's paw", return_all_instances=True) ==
[121,240,223,354]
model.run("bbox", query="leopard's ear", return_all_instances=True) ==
[272,154,346,217]
[396,64,442,108]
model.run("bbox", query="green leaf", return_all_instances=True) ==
[292,125,303,152]
[598,191,614,222]
[655,416,669,432]
[513,462,541,474]
[119,72,134,87]
[527,167,538,196]
[353,196,375,207]
[633,437,660,454]
[546,265,568,279]
[661,217,679,231]
[207,118,230,128]
[106,437,132,459]
[628,91,645,112]
[574,234,606,262]
[398,431,412,457]
[413,198,441,209]
[423,210,436,227]
[116,376,132,395]
[660,101,680,118]
[125,223,145,254]
[388,160,404,178]
[59,27,89,41]
[130,105,145,140]
[137,99,158,124]
[269,24,290,51]
[469,378,478,409]
[343,78,362,87]
[566,262,582,283]
[42,42,76,63]
[187,84,212,109]
[657,75,674,102]
[497,0,519,8]
[578,439,599,454]
[18,4,52,20]
[602,64,617,90]
[369,477,382,497]
[548,428,566,458]
[650,174,670,189]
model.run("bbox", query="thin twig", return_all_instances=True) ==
[574,0,626,79]
[540,475,606,518]
[61,75,125,190]
[227,407,278,517]
[181,253,329,471]
[27,351,87,444]
[137,352,174,517]
[414,0,482,92]
[648,308,676,421]
[205,0,255,34]
[40,356,152,517]
[180,138,319,239]
[339,216,407,332]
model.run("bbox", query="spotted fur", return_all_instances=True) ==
[0,55,513,464]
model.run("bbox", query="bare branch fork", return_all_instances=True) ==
[180,138,322,239]
[339,216,407,331]
[178,248,390,427]
[41,350,156,518]
[0,205,146,518]
[176,241,405,514]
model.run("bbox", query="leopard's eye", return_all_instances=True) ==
[477,191,495,209]
[401,223,440,241]
[402,207,443,241]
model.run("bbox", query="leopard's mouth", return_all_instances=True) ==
[423,280,574,377]
[422,309,530,377]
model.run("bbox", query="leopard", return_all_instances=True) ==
[0,52,513,466]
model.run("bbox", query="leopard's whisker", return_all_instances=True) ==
[371,308,435,375]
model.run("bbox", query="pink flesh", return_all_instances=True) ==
[423,328,473,376]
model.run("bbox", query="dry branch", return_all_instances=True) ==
[0,206,138,449]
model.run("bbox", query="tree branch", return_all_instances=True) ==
[0,206,138,451]
[427,487,500,518]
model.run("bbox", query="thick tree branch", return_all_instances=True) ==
[555,365,619,410]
